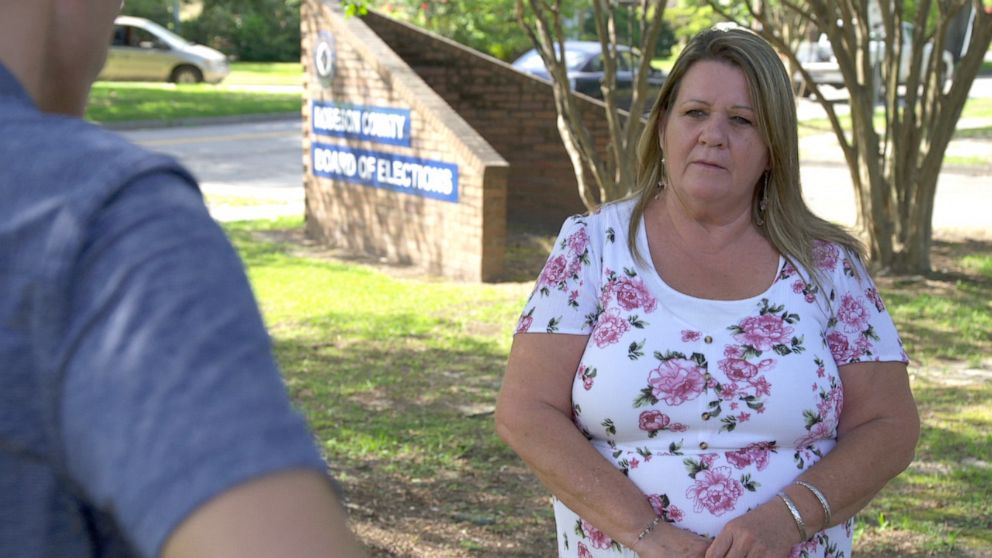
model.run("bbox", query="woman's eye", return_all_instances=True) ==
[685,109,706,118]
[731,116,753,125]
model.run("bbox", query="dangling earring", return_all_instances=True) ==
[756,172,769,226]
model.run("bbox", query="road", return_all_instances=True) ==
[121,92,990,232]
[122,119,305,221]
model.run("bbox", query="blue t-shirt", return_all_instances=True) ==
[0,63,327,557]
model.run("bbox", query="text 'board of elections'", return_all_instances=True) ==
[311,101,459,203]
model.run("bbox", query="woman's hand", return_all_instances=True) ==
[633,522,712,558]
[703,500,798,558]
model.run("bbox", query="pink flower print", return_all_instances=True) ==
[566,227,590,256]
[647,494,666,516]
[813,240,840,270]
[539,254,567,287]
[630,457,640,469]
[638,410,686,435]
[579,365,596,391]
[792,279,806,294]
[667,506,684,522]
[566,256,583,279]
[613,276,657,313]
[581,519,613,550]
[866,287,886,312]
[719,358,758,381]
[749,376,772,397]
[724,344,744,358]
[737,412,751,423]
[826,331,854,363]
[681,329,702,342]
[577,542,593,558]
[734,314,794,351]
[788,537,820,558]
[836,293,870,333]
[515,311,534,334]
[718,382,740,400]
[700,453,719,467]
[780,262,798,279]
[647,359,706,406]
[725,442,771,471]
[638,410,670,432]
[685,466,745,516]
[591,310,630,348]
[729,402,739,410]
[795,420,834,449]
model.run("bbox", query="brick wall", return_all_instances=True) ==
[362,11,614,231]
[302,1,508,281]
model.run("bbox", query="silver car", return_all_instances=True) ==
[98,16,229,84]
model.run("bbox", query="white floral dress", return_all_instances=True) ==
[515,199,908,558]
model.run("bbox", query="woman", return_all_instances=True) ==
[495,26,919,558]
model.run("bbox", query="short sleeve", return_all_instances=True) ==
[823,249,909,366]
[57,172,327,558]
[515,214,602,336]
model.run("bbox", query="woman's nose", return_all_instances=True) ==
[699,118,727,147]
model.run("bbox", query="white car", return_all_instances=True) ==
[795,22,953,93]
[98,16,229,84]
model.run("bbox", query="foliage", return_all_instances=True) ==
[182,0,302,61]
[375,0,540,61]
[120,0,181,27]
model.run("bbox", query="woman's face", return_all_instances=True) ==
[659,60,769,219]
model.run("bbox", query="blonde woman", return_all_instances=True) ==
[496,26,918,558]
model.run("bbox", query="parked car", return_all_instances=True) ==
[512,40,666,112]
[98,16,229,84]
[794,22,953,94]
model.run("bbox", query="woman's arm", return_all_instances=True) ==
[705,361,919,557]
[496,333,711,557]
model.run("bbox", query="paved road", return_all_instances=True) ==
[122,119,304,221]
[121,92,989,232]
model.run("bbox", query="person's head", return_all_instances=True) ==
[0,0,123,115]
[628,25,863,286]
[637,25,798,228]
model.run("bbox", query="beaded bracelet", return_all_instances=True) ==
[795,480,832,528]
[636,515,662,543]
[777,492,808,542]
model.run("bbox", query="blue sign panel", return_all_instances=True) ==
[311,101,412,147]
[312,143,459,203]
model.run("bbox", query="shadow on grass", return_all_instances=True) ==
[274,312,556,557]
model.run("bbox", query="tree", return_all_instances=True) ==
[710,0,992,274]
[184,0,303,61]
[515,0,669,210]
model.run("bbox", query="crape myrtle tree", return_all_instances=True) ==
[515,0,669,210]
[710,0,992,274]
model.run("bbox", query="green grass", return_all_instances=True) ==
[85,82,300,123]
[224,62,304,86]
[225,217,992,556]
[84,62,303,123]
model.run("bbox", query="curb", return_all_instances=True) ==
[99,111,299,131]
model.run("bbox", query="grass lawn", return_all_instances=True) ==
[797,97,992,139]
[85,62,303,123]
[224,217,992,557]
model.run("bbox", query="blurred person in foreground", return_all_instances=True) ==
[496,26,919,558]
[0,1,366,556]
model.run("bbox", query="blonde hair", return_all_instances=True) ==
[628,26,864,289]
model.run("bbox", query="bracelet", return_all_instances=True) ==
[795,480,832,528]
[777,492,809,542]
[636,515,662,543]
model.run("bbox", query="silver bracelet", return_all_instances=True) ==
[795,480,832,528]
[777,492,809,541]
[636,515,662,542]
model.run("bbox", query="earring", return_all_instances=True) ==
[756,173,769,226]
